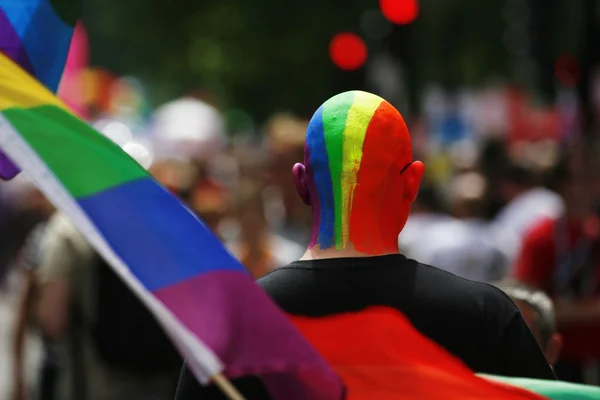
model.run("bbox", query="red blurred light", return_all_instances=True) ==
[329,33,368,71]
[380,0,419,25]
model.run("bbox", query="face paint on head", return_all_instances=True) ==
[294,91,423,255]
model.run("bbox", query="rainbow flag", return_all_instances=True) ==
[0,51,344,399]
[291,307,547,400]
[0,0,79,180]
[481,375,600,400]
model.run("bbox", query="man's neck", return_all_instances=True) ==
[300,244,399,260]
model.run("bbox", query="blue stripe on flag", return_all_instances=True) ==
[77,177,246,291]
[1,0,74,91]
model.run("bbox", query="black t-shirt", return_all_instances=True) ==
[175,254,555,399]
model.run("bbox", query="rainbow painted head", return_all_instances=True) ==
[293,91,423,254]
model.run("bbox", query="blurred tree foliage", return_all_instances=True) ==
[82,0,581,123]
[83,0,375,121]
[411,0,509,88]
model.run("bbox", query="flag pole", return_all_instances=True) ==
[212,373,247,400]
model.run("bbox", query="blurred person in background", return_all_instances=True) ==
[150,97,226,162]
[0,184,16,282]
[35,148,182,400]
[398,181,452,255]
[263,113,312,247]
[36,215,180,400]
[11,192,55,400]
[228,180,275,279]
[227,179,304,279]
[149,159,198,202]
[409,172,508,282]
[513,151,600,384]
[176,91,555,400]
[478,139,511,219]
[188,178,229,237]
[0,180,53,399]
[493,161,564,266]
[0,178,52,291]
[494,280,562,366]
[149,96,229,236]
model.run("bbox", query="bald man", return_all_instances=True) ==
[175,92,554,399]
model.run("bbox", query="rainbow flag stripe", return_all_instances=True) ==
[481,375,600,400]
[0,52,344,399]
[0,0,79,180]
[305,91,411,251]
[0,0,78,92]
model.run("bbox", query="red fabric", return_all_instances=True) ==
[513,218,558,288]
[513,217,600,361]
[506,88,560,144]
[290,307,546,400]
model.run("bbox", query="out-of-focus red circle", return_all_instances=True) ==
[380,0,419,25]
[329,33,368,71]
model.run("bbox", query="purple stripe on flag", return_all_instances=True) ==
[0,150,20,180]
[0,9,35,76]
[153,270,344,399]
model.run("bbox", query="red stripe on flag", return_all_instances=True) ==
[290,307,547,400]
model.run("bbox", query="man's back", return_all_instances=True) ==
[175,92,555,399]
[259,254,555,380]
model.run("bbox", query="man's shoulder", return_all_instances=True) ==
[426,261,514,292]
[259,258,517,313]
[414,262,520,316]
[257,264,294,290]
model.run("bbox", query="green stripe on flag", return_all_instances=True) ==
[480,374,600,400]
[2,105,147,198]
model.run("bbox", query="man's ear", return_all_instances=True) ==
[292,163,311,205]
[403,161,425,202]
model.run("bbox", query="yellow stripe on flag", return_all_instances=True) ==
[0,52,70,113]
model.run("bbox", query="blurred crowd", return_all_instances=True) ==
[1,71,600,399]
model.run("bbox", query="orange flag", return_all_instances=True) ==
[290,306,548,400]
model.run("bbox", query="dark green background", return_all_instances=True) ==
[81,0,588,123]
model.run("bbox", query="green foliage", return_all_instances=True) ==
[82,0,579,123]
[83,0,367,121]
